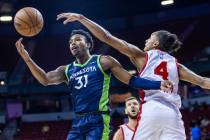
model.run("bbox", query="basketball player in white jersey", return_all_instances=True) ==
[57,13,210,140]
[113,97,139,140]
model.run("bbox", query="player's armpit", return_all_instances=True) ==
[46,65,67,85]
[110,92,132,103]
[100,55,131,84]
[113,128,124,140]
[178,63,210,89]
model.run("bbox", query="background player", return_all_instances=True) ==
[113,97,139,140]
[57,12,210,140]
[15,29,172,140]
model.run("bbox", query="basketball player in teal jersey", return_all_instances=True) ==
[15,30,172,140]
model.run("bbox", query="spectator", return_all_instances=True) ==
[191,123,201,140]
[200,116,210,128]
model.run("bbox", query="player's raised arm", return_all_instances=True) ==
[178,63,210,89]
[15,38,67,86]
[100,55,172,92]
[57,13,145,59]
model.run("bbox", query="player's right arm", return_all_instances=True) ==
[57,13,146,59]
[113,128,124,140]
[15,38,67,86]
[179,63,210,89]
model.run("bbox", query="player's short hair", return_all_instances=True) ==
[70,29,94,50]
[125,97,139,107]
[153,30,182,54]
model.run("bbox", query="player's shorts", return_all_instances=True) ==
[66,112,111,140]
[132,100,186,140]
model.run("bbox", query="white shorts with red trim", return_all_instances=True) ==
[132,100,186,140]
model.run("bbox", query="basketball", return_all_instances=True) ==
[14,7,44,37]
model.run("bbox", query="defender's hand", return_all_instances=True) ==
[15,38,30,60]
[56,12,83,24]
[160,80,173,93]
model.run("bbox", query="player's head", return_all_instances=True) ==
[125,97,140,119]
[144,30,182,54]
[69,29,94,57]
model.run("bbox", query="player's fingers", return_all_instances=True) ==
[63,18,75,24]
[161,86,167,92]
[57,14,67,20]
[16,38,22,45]
[161,85,171,93]
[57,13,67,17]
[15,38,20,45]
[57,13,71,20]
[56,15,67,20]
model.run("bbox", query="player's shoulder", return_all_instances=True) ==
[113,126,124,140]
[148,49,175,59]
[99,55,118,64]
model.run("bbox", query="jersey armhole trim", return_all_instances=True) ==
[65,64,70,82]
[97,55,110,77]
[175,59,180,79]
[138,52,148,76]
[120,126,125,140]
[125,124,135,132]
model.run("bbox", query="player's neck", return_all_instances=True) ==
[76,53,91,64]
[127,118,137,130]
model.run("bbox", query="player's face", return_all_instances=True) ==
[125,99,140,119]
[144,34,159,51]
[69,34,89,57]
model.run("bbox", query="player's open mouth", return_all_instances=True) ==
[71,46,79,51]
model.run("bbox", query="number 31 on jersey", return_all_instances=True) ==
[74,75,88,89]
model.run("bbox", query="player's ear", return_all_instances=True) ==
[125,108,128,115]
[153,40,160,49]
[86,43,91,49]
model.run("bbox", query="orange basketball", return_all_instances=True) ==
[14,7,44,37]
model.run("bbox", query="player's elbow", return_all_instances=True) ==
[39,79,50,86]
[199,78,209,89]
[103,31,113,44]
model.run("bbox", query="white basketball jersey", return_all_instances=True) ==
[139,50,181,108]
[120,124,134,140]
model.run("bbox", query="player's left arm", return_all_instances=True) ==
[100,55,172,91]
[179,63,210,89]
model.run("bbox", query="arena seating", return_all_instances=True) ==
[15,120,71,140]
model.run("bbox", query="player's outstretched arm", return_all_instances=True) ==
[15,38,67,86]
[113,128,123,140]
[57,13,145,59]
[179,63,210,89]
[100,55,172,92]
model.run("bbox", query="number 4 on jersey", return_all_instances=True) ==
[154,61,168,80]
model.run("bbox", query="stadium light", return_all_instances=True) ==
[0,81,5,85]
[0,15,13,22]
[161,0,174,6]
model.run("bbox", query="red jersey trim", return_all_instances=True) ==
[125,124,135,132]
[131,90,145,140]
[138,53,148,76]
[120,126,125,140]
